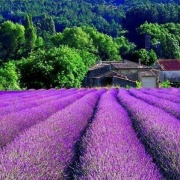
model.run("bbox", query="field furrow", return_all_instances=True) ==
[0,89,98,148]
[0,89,105,180]
[140,88,180,103]
[70,89,163,180]
[118,88,180,179]
[0,87,179,179]
[129,88,180,119]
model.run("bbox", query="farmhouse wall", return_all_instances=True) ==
[82,65,111,87]
[114,69,137,81]
[113,77,136,87]
[114,69,151,81]
[159,71,180,82]
[92,77,136,87]
[93,77,112,87]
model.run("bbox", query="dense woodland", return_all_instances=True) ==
[0,0,180,89]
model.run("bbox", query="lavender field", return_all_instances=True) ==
[0,88,180,180]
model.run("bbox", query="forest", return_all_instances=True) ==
[0,0,180,89]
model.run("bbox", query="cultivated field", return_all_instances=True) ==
[0,87,180,180]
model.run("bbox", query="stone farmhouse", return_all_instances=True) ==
[83,60,159,88]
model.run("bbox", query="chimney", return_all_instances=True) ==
[145,34,151,51]
[138,59,142,68]
[99,59,102,64]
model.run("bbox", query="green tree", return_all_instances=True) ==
[0,61,20,90]
[115,36,136,58]
[24,14,37,55]
[52,26,121,61]
[82,26,121,61]
[163,35,180,59]
[36,15,56,49]
[35,36,44,49]
[0,21,25,61]
[76,49,97,67]
[138,22,180,59]
[132,48,157,65]
[51,27,97,53]
[19,46,87,89]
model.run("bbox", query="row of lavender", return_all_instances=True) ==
[118,88,180,179]
[0,89,106,179]
[72,89,163,179]
[0,88,95,147]
[0,88,180,179]
[0,88,98,148]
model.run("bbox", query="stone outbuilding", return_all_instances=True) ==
[155,59,180,83]
[83,60,159,88]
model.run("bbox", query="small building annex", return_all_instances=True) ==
[83,60,159,88]
[155,59,180,84]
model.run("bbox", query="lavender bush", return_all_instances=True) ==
[75,91,162,180]
[118,88,180,179]
[0,89,97,148]
[0,89,78,115]
[129,88,180,119]
[141,88,180,103]
[0,89,105,180]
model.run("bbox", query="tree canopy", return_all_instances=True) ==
[0,0,180,89]
[138,22,180,59]
[18,46,88,89]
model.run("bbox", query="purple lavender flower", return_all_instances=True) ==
[0,89,78,115]
[0,89,98,148]
[140,88,180,103]
[0,89,105,179]
[129,88,180,119]
[117,88,180,179]
[77,91,162,180]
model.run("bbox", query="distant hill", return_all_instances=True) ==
[90,0,180,6]
[0,0,179,40]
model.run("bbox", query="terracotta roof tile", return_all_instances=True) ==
[158,59,180,70]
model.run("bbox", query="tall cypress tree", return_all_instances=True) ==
[24,14,37,54]
[48,16,56,36]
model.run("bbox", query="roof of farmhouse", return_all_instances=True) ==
[139,70,158,77]
[93,71,128,80]
[109,60,150,69]
[89,60,151,71]
[89,63,110,71]
[157,59,180,70]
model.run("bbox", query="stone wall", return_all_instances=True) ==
[159,71,180,82]
[82,65,111,87]
[115,69,151,81]
[113,77,136,87]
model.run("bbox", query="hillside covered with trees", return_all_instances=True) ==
[0,0,180,89]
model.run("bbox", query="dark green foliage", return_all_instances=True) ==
[0,21,25,61]
[18,46,88,89]
[115,36,136,58]
[0,0,125,37]
[123,4,180,48]
[0,61,20,90]
[35,15,56,49]
[24,15,37,55]
[51,26,121,61]
[0,0,180,89]
[138,22,180,59]
[132,49,157,66]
